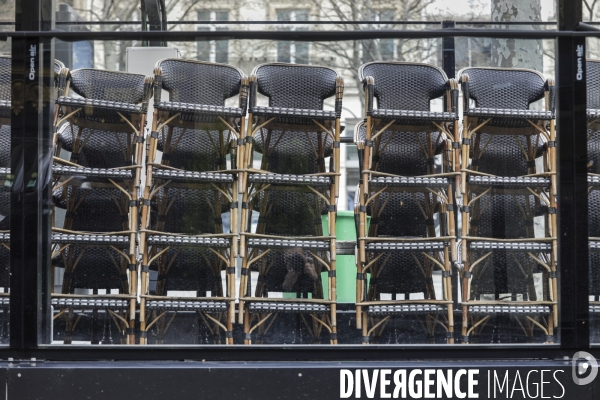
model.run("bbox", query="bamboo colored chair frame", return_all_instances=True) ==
[52,67,153,344]
[458,67,557,344]
[139,59,247,345]
[238,63,343,344]
[355,62,459,344]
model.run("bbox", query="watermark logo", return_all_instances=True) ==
[572,351,598,386]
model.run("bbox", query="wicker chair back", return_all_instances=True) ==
[588,61,600,110]
[0,56,9,102]
[69,69,146,104]
[254,63,337,110]
[460,67,546,109]
[158,59,242,105]
[360,62,448,111]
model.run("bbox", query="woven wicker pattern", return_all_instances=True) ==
[254,128,333,175]
[467,251,543,301]
[589,128,600,174]
[248,302,330,314]
[591,253,600,296]
[355,122,442,176]
[367,304,447,315]
[461,68,545,109]
[467,305,551,315]
[145,299,227,312]
[56,97,142,114]
[361,63,448,111]
[156,102,243,121]
[157,127,229,172]
[54,59,64,76]
[254,190,326,237]
[250,249,325,295]
[370,109,457,124]
[590,190,600,237]
[0,56,10,103]
[69,69,146,104]
[469,193,539,239]
[461,68,548,129]
[470,133,537,177]
[0,246,9,288]
[51,297,129,310]
[250,106,336,120]
[57,124,135,169]
[370,192,431,238]
[54,186,129,232]
[150,187,227,235]
[159,59,242,105]
[54,246,128,293]
[149,247,223,295]
[0,125,9,169]
[367,251,434,294]
[588,61,600,110]
[254,64,337,110]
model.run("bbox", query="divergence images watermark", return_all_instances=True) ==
[338,354,599,399]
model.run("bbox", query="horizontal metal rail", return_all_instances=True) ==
[0,26,598,42]
[52,20,558,26]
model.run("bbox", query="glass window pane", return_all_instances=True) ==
[48,0,564,347]
[197,27,210,61]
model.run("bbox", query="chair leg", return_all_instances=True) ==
[243,308,251,345]
[100,310,113,345]
[362,311,369,345]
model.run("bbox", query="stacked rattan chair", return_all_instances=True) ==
[238,63,343,344]
[355,62,459,344]
[0,56,10,342]
[587,60,600,329]
[458,67,557,343]
[138,59,246,345]
[52,67,152,344]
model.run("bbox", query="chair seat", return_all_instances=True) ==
[367,304,448,315]
[370,109,457,124]
[57,96,142,115]
[156,101,243,122]
[52,232,130,246]
[364,240,448,252]
[247,237,330,251]
[247,301,330,314]
[145,298,228,312]
[589,175,600,187]
[247,173,331,186]
[466,304,551,315]
[147,234,232,248]
[468,175,550,189]
[251,106,336,121]
[468,241,552,252]
[465,108,554,120]
[590,240,600,252]
[51,297,130,310]
[0,100,9,120]
[588,109,600,120]
[152,168,234,183]
[0,167,9,180]
[53,165,133,180]
[369,176,449,188]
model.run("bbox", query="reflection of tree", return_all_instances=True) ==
[305,0,438,109]
[585,0,600,22]
[64,0,238,70]
[491,0,543,71]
